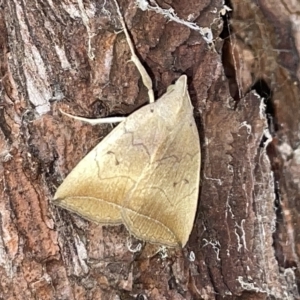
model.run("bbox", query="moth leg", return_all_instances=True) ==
[59,109,126,125]
[113,0,155,104]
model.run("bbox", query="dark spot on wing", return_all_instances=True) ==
[106,151,119,165]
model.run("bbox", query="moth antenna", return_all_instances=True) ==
[59,109,126,125]
[113,0,155,103]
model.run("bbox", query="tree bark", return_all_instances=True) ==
[0,0,300,299]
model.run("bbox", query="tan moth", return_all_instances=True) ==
[53,0,200,247]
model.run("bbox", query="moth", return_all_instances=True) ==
[53,0,200,247]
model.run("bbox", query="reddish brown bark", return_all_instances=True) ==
[0,0,300,299]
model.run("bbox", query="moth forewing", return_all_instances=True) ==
[120,75,200,247]
[53,115,150,224]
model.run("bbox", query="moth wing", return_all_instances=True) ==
[54,75,200,246]
[121,76,200,247]
[53,112,154,224]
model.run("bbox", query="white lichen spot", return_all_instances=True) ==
[135,0,149,11]
[187,14,195,21]
[220,5,232,16]
[1,151,13,162]
[126,238,142,253]
[202,239,220,260]
[159,246,168,259]
[239,121,252,135]
[203,174,223,185]
[188,250,195,262]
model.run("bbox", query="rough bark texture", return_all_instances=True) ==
[0,0,300,299]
